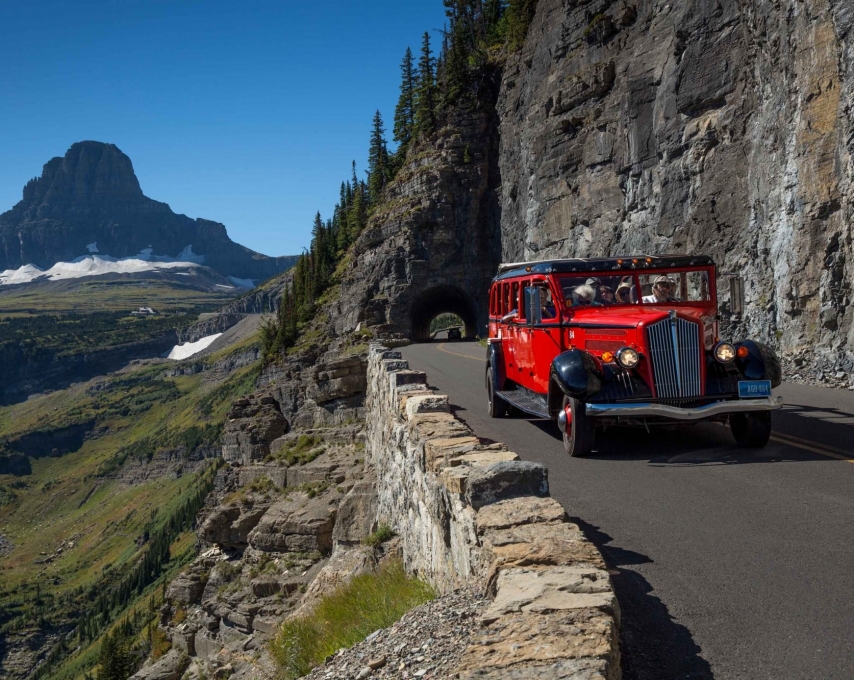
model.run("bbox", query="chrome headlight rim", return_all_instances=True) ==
[616,346,640,369]
[714,342,736,363]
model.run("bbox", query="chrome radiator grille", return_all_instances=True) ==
[646,314,702,398]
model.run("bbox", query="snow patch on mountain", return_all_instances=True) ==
[0,247,205,286]
[227,276,255,289]
[167,333,223,360]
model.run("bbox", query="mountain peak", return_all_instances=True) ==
[22,141,143,209]
[0,142,296,279]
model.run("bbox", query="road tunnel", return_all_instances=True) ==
[410,285,479,342]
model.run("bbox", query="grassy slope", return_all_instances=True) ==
[0,330,260,679]
[0,277,237,316]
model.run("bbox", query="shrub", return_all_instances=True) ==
[270,561,434,678]
[364,524,395,547]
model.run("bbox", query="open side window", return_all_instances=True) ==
[511,282,520,319]
[523,281,556,326]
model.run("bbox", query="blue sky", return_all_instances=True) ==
[0,1,447,257]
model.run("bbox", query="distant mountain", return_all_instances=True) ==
[0,141,297,282]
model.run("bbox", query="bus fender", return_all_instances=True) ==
[550,349,602,401]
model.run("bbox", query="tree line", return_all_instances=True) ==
[263,0,538,361]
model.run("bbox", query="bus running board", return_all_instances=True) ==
[496,389,550,419]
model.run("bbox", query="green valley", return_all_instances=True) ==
[0,331,262,679]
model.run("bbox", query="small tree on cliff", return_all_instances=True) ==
[393,46,417,156]
[367,110,390,204]
[414,31,437,138]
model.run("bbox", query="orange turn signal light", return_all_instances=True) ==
[736,346,749,358]
[601,351,615,363]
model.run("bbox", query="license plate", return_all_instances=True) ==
[738,380,772,398]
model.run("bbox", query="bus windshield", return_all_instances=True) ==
[559,270,711,307]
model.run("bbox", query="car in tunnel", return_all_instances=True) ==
[447,326,462,340]
[485,255,782,456]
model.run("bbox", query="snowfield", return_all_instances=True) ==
[0,246,206,286]
[227,276,255,289]
[167,333,223,360]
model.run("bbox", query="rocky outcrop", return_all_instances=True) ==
[247,490,339,553]
[221,394,288,465]
[366,345,620,677]
[0,141,297,280]
[157,405,372,680]
[260,348,369,429]
[498,0,854,360]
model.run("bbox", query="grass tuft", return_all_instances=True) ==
[364,524,395,547]
[267,434,324,466]
[270,560,434,678]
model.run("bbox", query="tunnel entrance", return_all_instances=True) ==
[411,285,479,342]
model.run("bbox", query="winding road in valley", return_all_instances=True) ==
[402,339,854,680]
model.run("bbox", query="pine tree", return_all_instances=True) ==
[414,31,437,137]
[393,47,417,152]
[443,14,470,103]
[367,110,390,204]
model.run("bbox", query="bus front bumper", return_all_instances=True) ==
[585,396,783,420]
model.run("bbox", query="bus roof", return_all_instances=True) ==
[494,255,715,280]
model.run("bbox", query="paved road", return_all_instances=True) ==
[401,340,854,680]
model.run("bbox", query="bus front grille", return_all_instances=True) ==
[646,315,702,399]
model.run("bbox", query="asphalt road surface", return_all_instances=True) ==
[401,340,854,680]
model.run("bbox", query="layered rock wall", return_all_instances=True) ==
[499,0,854,359]
[366,345,621,678]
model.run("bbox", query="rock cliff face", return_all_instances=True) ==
[0,141,297,280]
[499,0,854,357]
[329,100,504,340]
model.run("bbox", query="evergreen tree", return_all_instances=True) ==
[414,32,437,137]
[367,110,390,204]
[503,0,537,48]
[393,47,417,152]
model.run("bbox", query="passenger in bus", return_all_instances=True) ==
[585,277,603,302]
[573,284,597,306]
[540,288,556,318]
[600,285,615,304]
[616,282,633,304]
[643,275,679,303]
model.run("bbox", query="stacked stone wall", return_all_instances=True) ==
[366,344,621,679]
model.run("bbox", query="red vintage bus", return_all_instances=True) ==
[485,255,782,456]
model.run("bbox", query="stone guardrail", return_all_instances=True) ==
[366,344,621,679]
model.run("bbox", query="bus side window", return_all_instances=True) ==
[520,280,531,321]
[511,282,520,318]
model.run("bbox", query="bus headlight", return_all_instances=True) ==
[715,342,736,363]
[616,347,639,369]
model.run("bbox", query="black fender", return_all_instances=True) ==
[550,349,602,406]
[736,340,782,387]
[486,342,506,391]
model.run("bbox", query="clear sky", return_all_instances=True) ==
[0,1,447,257]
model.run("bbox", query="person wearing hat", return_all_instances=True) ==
[615,282,633,304]
[643,275,678,303]
[585,277,603,302]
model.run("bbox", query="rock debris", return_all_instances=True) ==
[305,588,487,680]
